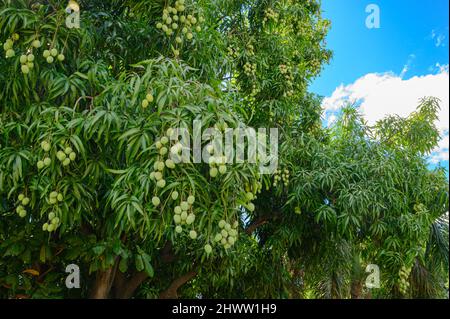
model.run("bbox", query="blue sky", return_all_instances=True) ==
[311,0,449,172]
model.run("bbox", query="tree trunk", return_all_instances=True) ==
[89,258,119,299]
[159,270,198,299]
[350,280,363,299]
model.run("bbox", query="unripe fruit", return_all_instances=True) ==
[174,206,182,214]
[224,244,231,249]
[27,54,35,62]
[225,223,231,231]
[41,141,51,152]
[64,147,72,155]
[69,152,76,161]
[43,50,50,58]
[161,136,169,144]
[57,54,65,61]
[229,229,237,237]
[173,215,181,224]
[189,230,197,239]
[221,238,227,245]
[21,65,30,74]
[175,225,183,233]
[165,159,175,169]
[3,39,13,50]
[48,212,56,220]
[62,158,71,166]
[204,244,212,254]
[16,205,24,213]
[233,220,239,228]
[6,49,15,58]
[187,195,195,205]
[176,37,182,44]
[182,27,188,34]
[219,165,227,174]
[19,210,27,218]
[49,197,57,204]
[172,23,178,29]
[142,99,149,108]
[155,141,162,149]
[196,26,201,32]
[47,224,54,232]
[37,161,44,169]
[20,55,27,64]
[146,93,154,102]
[152,196,161,207]
[180,201,189,211]
[50,48,58,57]
[214,233,222,242]
[50,192,58,198]
[46,56,54,63]
[186,214,195,225]
[52,217,60,225]
[180,211,188,221]
[154,172,162,181]
[210,167,218,177]
[187,33,193,40]
[42,223,48,231]
[57,194,63,202]
[228,237,236,245]
[156,179,166,188]
[157,161,165,171]
[32,40,41,48]
[246,192,254,201]
[221,229,228,238]
[159,147,168,155]
[12,33,19,40]
[219,220,226,228]
[171,191,179,200]
[248,203,255,212]
[22,197,30,206]
[18,194,25,201]
[156,23,163,29]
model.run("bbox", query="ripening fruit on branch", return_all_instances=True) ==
[152,196,161,207]
[32,39,41,48]
[189,230,197,239]
[204,244,212,254]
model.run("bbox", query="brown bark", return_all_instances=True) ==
[89,258,120,299]
[115,271,149,299]
[159,270,198,299]
[350,280,363,299]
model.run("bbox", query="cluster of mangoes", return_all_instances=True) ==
[243,62,257,76]
[155,0,204,56]
[263,8,279,23]
[398,266,411,295]
[2,33,19,58]
[15,193,30,218]
[56,146,77,167]
[213,220,239,250]
[42,212,60,233]
[37,141,52,170]
[273,168,290,187]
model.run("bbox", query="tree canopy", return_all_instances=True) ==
[0,0,448,299]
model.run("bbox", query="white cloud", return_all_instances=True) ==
[322,65,449,164]
[429,133,449,164]
[322,66,449,132]
[431,30,446,47]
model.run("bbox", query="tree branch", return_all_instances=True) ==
[159,270,198,299]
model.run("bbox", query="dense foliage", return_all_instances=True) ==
[0,0,448,299]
